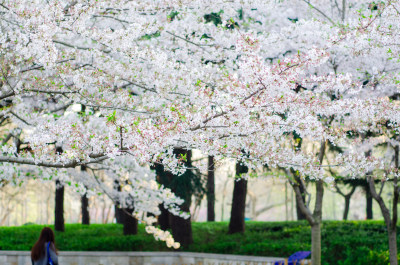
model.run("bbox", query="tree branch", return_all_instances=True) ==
[392,145,399,230]
[0,155,108,168]
[291,180,315,225]
[368,175,391,227]
[302,0,335,25]
[0,90,15,100]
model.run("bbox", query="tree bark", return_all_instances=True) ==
[169,148,193,248]
[336,185,356,220]
[389,145,399,265]
[228,178,247,234]
[366,184,374,219]
[364,149,374,220]
[54,180,65,232]
[293,181,324,265]
[155,166,171,230]
[290,140,326,265]
[170,197,193,247]
[80,165,90,225]
[343,196,351,220]
[158,204,170,230]
[207,155,215,222]
[81,194,90,225]
[369,176,398,265]
[228,160,249,234]
[311,222,322,265]
[388,227,398,265]
[115,206,123,224]
[114,180,123,224]
[121,208,138,235]
[312,180,324,265]
[367,144,399,265]
[295,178,307,221]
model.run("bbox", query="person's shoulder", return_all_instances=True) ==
[46,242,57,252]
[43,241,52,248]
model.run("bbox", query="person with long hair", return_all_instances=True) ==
[31,227,59,265]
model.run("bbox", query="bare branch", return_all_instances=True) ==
[302,0,336,25]
[368,176,391,226]
[0,155,108,168]
[166,31,214,49]
[9,111,32,126]
[0,90,15,100]
[20,58,75,73]
[378,180,385,197]
[342,0,346,21]
[25,89,78,95]
[291,180,315,225]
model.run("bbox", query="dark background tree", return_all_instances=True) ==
[368,143,399,265]
[121,206,138,235]
[54,146,64,232]
[365,149,374,220]
[117,180,138,235]
[335,182,357,220]
[54,180,64,232]
[157,204,171,231]
[80,165,90,225]
[207,155,215,222]
[79,105,90,225]
[154,148,204,248]
[113,180,123,224]
[228,159,249,234]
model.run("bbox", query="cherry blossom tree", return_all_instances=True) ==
[1,0,400,263]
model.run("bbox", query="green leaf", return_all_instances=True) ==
[107,111,116,122]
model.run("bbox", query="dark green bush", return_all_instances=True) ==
[0,221,397,264]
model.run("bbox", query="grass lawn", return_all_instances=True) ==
[0,221,396,265]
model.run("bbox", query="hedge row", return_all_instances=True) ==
[0,221,398,265]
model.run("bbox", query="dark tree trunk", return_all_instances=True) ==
[228,160,249,234]
[155,165,171,230]
[291,140,326,265]
[388,227,398,265]
[158,204,170,230]
[228,178,247,234]
[367,144,399,265]
[366,185,374,219]
[388,146,399,265]
[170,197,193,247]
[368,176,399,265]
[308,143,326,265]
[343,196,351,220]
[114,180,123,224]
[207,155,215,222]
[115,206,123,224]
[80,165,90,225]
[55,180,65,232]
[81,194,90,225]
[311,221,322,265]
[293,179,324,265]
[121,208,138,235]
[153,148,194,247]
[169,149,193,248]
[364,150,374,220]
[291,134,306,221]
[336,185,356,220]
[54,147,65,231]
[295,178,307,221]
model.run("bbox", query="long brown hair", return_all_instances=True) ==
[31,227,58,261]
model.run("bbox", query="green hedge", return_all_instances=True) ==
[0,221,398,265]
